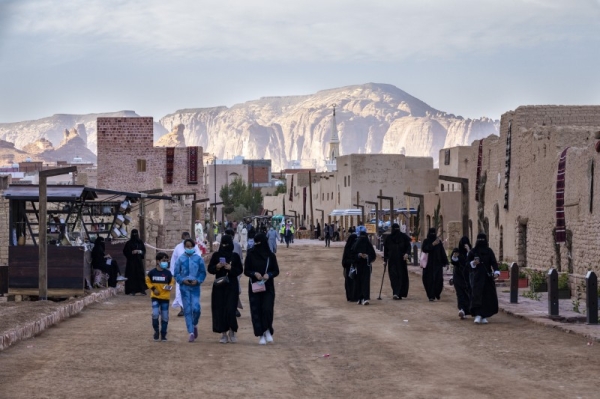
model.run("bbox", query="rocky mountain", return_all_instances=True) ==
[0,111,168,158]
[159,83,499,170]
[0,83,498,170]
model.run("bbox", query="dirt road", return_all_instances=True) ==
[1,242,599,399]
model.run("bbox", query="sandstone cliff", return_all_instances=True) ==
[154,124,186,147]
[159,83,499,170]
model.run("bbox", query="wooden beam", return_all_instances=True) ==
[38,166,77,300]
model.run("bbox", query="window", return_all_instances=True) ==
[344,176,347,187]
[137,159,146,172]
[444,149,450,165]
[348,176,351,185]
[440,184,444,192]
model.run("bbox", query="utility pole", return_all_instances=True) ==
[308,171,314,233]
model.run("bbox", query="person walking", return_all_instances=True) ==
[467,233,500,324]
[207,235,243,343]
[383,223,412,300]
[174,238,207,342]
[123,229,147,295]
[170,232,202,317]
[226,229,244,318]
[451,236,473,319]
[284,223,293,248]
[421,228,448,301]
[90,236,120,288]
[146,252,174,341]
[351,231,376,305]
[341,233,358,302]
[324,223,331,247]
[244,233,280,345]
[267,226,278,254]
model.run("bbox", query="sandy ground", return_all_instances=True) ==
[1,241,600,399]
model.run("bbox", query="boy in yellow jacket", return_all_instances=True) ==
[146,252,175,341]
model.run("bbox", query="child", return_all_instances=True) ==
[146,252,175,341]
[174,239,207,342]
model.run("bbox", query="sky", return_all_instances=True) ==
[0,0,599,123]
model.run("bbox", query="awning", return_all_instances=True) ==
[2,185,95,201]
[329,209,363,216]
[2,185,172,201]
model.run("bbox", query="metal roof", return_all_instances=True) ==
[2,185,172,201]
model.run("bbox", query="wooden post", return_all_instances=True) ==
[548,268,559,316]
[586,271,598,325]
[510,262,519,304]
[38,166,77,300]
[309,171,314,235]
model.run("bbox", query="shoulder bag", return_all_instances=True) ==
[420,252,428,268]
[251,258,269,293]
[213,275,229,287]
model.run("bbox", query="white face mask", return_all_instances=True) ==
[451,256,459,262]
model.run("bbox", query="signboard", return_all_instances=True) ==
[365,223,377,234]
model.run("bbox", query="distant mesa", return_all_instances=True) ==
[1,84,500,170]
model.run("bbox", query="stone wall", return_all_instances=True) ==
[464,106,600,283]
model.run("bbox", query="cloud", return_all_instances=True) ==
[4,0,600,64]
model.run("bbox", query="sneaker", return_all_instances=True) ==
[458,309,466,319]
[362,300,370,306]
[264,330,273,343]
[393,295,400,300]
[189,333,195,343]
[219,333,228,344]
[153,331,159,341]
[259,335,267,345]
[193,326,198,339]
[429,298,434,302]
[474,316,482,324]
[116,276,127,281]
[357,300,362,305]
[228,331,237,343]
[177,309,184,317]
[161,335,167,342]
[236,310,241,318]
[481,318,489,324]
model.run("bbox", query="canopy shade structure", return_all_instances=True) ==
[2,185,172,202]
[329,209,363,216]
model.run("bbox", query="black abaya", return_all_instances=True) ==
[451,247,471,314]
[207,245,243,333]
[244,235,280,337]
[341,234,358,301]
[123,234,147,295]
[421,237,448,300]
[384,230,412,298]
[467,245,499,318]
[351,235,376,302]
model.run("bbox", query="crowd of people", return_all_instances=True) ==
[342,225,500,324]
[145,227,280,344]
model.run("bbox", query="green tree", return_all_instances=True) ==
[219,177,264,217]
[273,181,287,195]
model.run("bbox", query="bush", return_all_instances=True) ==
[558,273,570,290]
[499,262,509,271]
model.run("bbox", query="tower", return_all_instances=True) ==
[325,104,340,172]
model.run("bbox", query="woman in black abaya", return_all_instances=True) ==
[383,223,412,300]
[91,236,120,288]
[244,233,280,345]
[208,234,243,343]
[123,229,147,295]
[341,233,358,302]
[421,228,448,301]
[351,231,376,306]
[467,233,500,324]
[450,236,472,319]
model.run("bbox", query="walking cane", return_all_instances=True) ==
[377,261,387,300]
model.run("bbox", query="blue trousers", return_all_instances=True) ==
[180,285,201,334]
[151,299,169,335]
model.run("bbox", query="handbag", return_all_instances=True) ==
[348,265,357,279]
[420,252,428,268]
[251,258,269,293]
[213,275,229,287]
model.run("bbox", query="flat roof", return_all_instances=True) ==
[2,185,172,201]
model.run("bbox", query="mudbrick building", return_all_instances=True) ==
[95,117,206,264]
